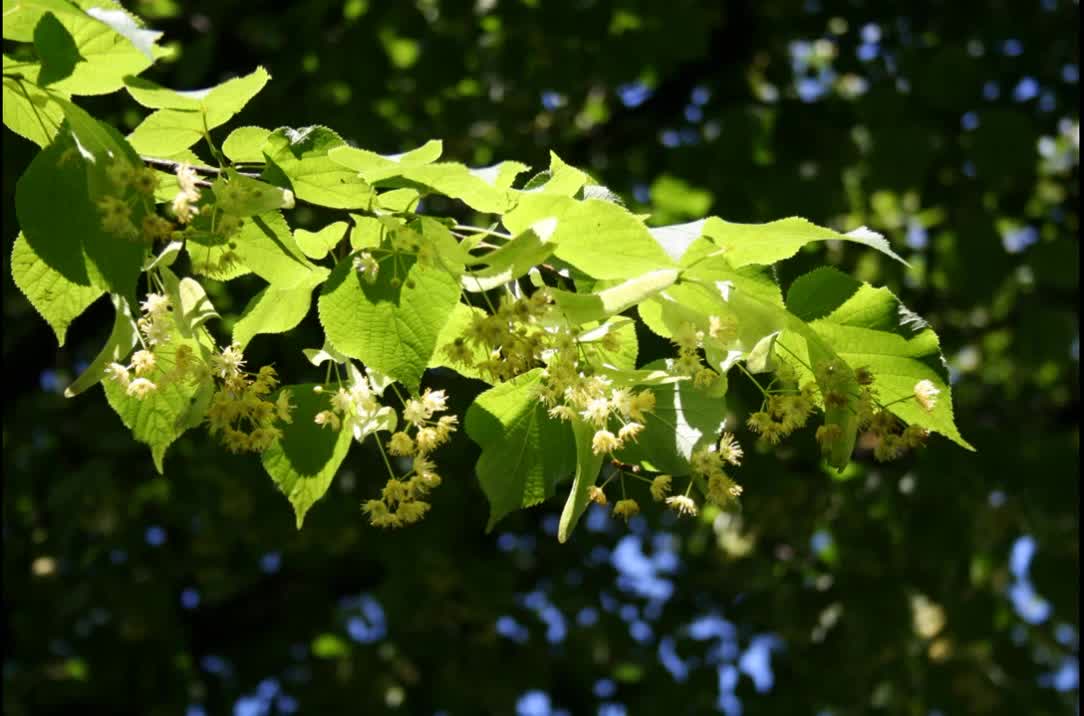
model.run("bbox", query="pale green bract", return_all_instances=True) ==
[5,1,972,538]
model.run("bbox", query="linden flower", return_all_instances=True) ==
[588,486,607,505]
[665,495,698,517]
[707,473,742,506]
[421,388,448,415]
[388,431,415,456]
[591,429,621,455]
[126,377,157,399]
[106,362,131,389]
[275,390,294,423]
[913,380,940,413]
[628,390,656,422]
[580,397,611,427]
[610,388,634,417]
[650,474,672,501]
[612,499,640,521]
[618,422,644,442]
[353,251,380,283]
[403,399,429,426]
[175,163,200,197]
[314,410,341,431]
[691,446,722,477]
[140,293,171,316]
[415,427,442,454]
[548,405,576,422]
[211,344,246,379]
[130,349,156,376]
[718,432,743,466]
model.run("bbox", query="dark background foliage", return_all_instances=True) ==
[3,1,1079,714]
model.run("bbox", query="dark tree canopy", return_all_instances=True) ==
[2,1,1078,715]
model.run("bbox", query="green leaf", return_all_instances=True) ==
[701,216,908,268]
[211,171,295,217]
[261,126,374,209]
[471,160,530,189]
[222,125,271,163]
[14,124,143,295]
[103,333,214,473]
[325,139,443,180]
[503,195,675,280]
[159,267,219,338]
[233,211,322,289]
[83,6,163,62]
[330,143,511,213]
[348,214,385,251]
[3,0,77,41]
[536,151,588,196]
[614,360,728,474]
[17,3,161,95]
[648,219,707,262]
[551,269,679,325]
[185,229,251,281]
[233,270,328,349]
[2,70,67,147]
[557,418,605,542]
[11,232,103,346]
[428,302,491,382]
[64,293,139,397]
[464,369,576,531]
[318,253,460,391]
[461,219,557,293]
[262,384,354,528]
[34,12,82,86]
[579,318,639,371]
[295,221,348,260]
[126,67,270,155]
[385,163,514,213]
[784,267,972,450]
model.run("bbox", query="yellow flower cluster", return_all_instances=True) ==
[98,160,168,242]
[363,389,459,528]
[544,375,655,457]
[206,344,293,454]
[171,163,201,223]
[445,290,554,382]
[138,292,174,347]
[746,383,816,445]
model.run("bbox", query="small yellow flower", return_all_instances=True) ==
[707,473,742,506]
[130,349,156,376]
[591,429,621,455]
[665,495,698,517]
[314,410,341,431]
[902,424,929,448]
[610,388,634,417]
[618,422,644,443]
[396,500,430,525]
[403,398,429,426]
[588,485,607,505]
[650,474,672,502]
[415,426,442,454]
[718,432,743,466]
[612,499,640,521]
[548,405,576,422]
[421,388,448,415]
[913,379,940,413]
[126,377,157,399]
[275,390,294,423]
[580,397,611,427]
[388,431,415,456]
[106,362,131,389]
[628,390,656,422]
[140,293,171,316]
